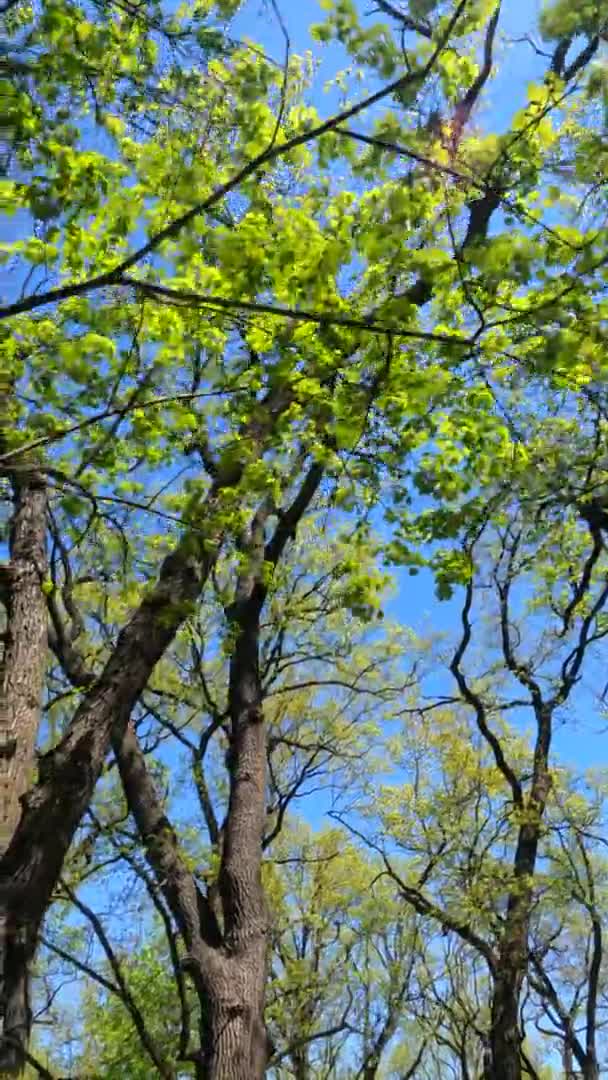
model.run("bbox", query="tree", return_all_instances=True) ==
[69,829,425,1080]
[0,0,607,1074]
[528,774,608,1080]
[359,479,608,1077]
[25,520,408,1077]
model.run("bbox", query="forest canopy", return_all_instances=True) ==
[0,0,608,1077]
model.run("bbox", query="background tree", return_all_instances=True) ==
[357,483,608,1078]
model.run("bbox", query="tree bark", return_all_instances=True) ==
[115,708,270,1080]
[199,467,322,1078]
[206,604,269,1080]
[0,468,47,1074]
[113,467,322,1077]
[489,779,550,1080]
[489,872,533,1080]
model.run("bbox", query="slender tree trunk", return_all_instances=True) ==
[489,790,549,1079]
[0,467,47,1073]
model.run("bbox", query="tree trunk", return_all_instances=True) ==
[205,599,269,1080]
[113,621,270,1078]
[489,809,546,1080]
[0,354,303,1072]
[201,474,324,1078]
[0,527,218,1068]
[583,1058,600,1080]
[201,953,269,1080]
[113,465,318,1078]
[0,468,48,1073]
[0,386,291,1071]
[113,597,271,1078]
[489,945,527,1080]
[116,713,270,1080]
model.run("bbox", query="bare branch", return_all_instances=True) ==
[372,1,432,39]
[450,567,523,808]
[61,880,173,1078]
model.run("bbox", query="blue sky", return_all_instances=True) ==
[232,0,548,123]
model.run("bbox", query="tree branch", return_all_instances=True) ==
[0,0,469,322]
[61,880,173,1078]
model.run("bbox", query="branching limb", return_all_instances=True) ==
[60,880,173,1079]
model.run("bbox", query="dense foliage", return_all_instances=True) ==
[1,0,607,1077]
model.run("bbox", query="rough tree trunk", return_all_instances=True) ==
[489,790,549,1079]
[489,912,529,1080]
[113,470,323,1077]
[202,605,269,1080]
[0,467,47,1073]
[114,611,270,1080]
[201,954,269,1080]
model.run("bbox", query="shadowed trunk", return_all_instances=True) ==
[489,754,552,1080]
[0,466,48,1073]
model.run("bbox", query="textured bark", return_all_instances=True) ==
[206,609,268,1080]
[0,474,47,845]
[112,571,271,1078]
[111,612,270,1079]
[489,773,551,1080]
[0,469,47,1074]
[489,865,534,1080]
[200,468,322,1078]
[115,717,270,1080]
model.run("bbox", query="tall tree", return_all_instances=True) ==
[363,479,608,1077]
[0,0,607,1073]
